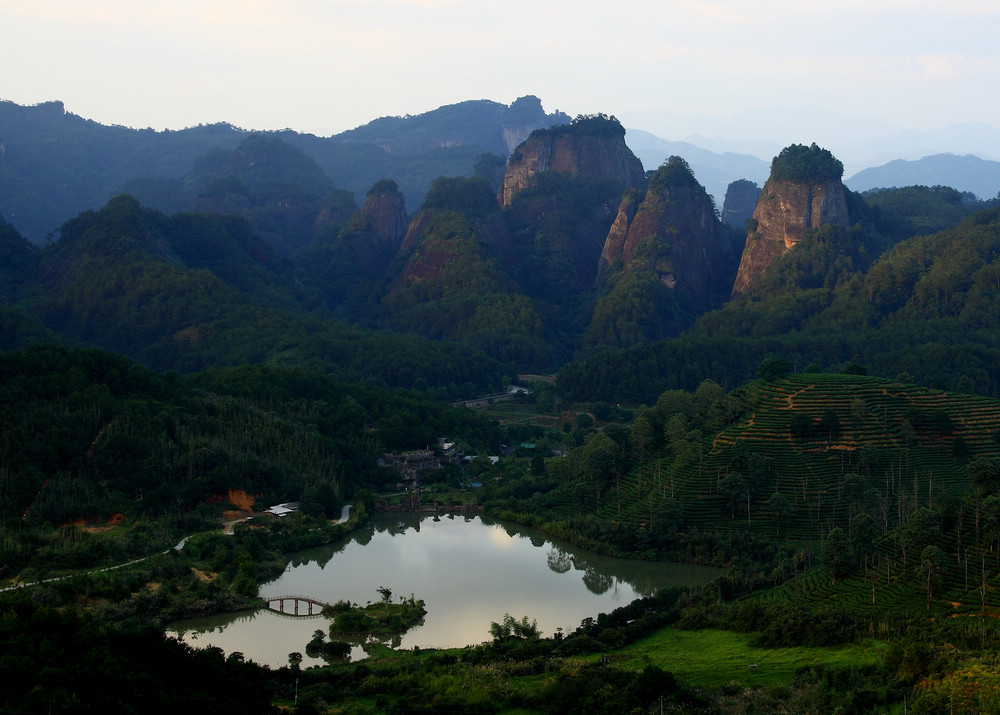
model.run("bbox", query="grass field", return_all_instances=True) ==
[601,627,888,689]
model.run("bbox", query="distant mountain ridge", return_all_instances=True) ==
[846,153,1000,200]
[6,97,1000,400]
[623,129,770,206]
[628,106,1000,172]
[4,97,999,245]
[0,97,568,244]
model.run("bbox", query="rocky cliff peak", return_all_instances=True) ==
[500,114,645,206]
[731,144,850,295]
[597,156,738,310]
[394,176,512,284]
[500,95,571,155]
[362,179,409,252]
[721,179,761,229]
[319,179,406,282]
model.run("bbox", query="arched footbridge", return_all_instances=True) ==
[260,594,331,617]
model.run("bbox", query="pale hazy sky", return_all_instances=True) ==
[2,0,998,141]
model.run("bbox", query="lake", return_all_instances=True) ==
[168,513,721,668]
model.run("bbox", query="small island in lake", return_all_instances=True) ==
[322,587,426,638]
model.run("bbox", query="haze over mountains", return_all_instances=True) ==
[3,94,1000,404]
[3,96,1000,244]
[628,105,1000,169]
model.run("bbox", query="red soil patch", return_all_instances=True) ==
[206,489,257,511]
[62,513,127,533]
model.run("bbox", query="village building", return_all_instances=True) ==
[378,437,462,485]
[265,501,300,517]
[378,449,439,483]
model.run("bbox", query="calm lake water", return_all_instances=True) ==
[168,513,721,668]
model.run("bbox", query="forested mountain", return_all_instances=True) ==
[1,115,689,374]
[558,202,1000,403]
[6,98,999,387]
[0,195,507,398]
[4,121,1000,388]
[0,97,568,244]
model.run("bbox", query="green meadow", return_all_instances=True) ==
[605,627,887,689]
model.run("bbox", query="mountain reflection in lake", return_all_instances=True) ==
[168,514,721,668]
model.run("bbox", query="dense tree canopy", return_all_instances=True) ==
[770,142,844,184]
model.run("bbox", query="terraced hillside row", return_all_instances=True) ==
[580,374,1000,545]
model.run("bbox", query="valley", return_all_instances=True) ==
[3,96,1000,713]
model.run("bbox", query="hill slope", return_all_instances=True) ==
[3,195,508,397]
[558,203,1000,403]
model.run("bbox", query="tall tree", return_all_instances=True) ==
[822,527,850,584]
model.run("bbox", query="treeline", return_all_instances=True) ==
[0,595,279,714]
[864,184,994,239]
[770,142,844,183]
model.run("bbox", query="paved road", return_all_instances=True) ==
[334,504,352,523]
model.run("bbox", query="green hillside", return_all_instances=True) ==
[1,195,507,397]
[559,204,1000,403]
[0,344,502,579]
[489,372,1000,614]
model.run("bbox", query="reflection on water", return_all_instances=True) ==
[547,548,572,574]
[168,514,721,668]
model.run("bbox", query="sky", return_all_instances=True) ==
[2,0,999,147]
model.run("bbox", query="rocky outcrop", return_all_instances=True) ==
[732,145,850,295]
[731,179,850,295]
[361,180,408,254]
[396,176,514,268]
[500,95,571,155]
[721,179,761,229]
[500,115,645,207]
[596,191,642,282]
[328,179,407,280]
[597,157,738,310]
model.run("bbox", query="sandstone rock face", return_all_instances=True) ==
[362,186,408,255]
[501,125,645,207]
[391,210,456,289]
[731,178,850,295]
[500,95,571,155]
[596,191,641,283]
[598,161,736,310]
[329,180,407,280]
[394,209,513,289]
